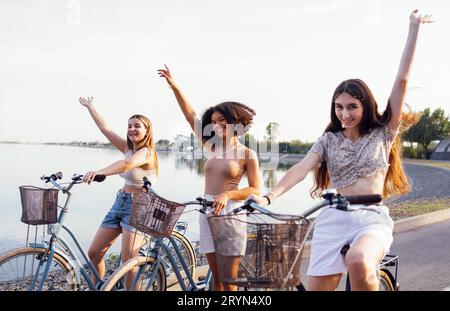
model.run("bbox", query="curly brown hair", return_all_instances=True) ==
[200,101,256,144]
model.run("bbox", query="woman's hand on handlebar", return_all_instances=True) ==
[82,171,103,185]
[245,194,269,207]
[212,192,230,215]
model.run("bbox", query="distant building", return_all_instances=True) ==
[174,134,191,152]
[431,139,450,160]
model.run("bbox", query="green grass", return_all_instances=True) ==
[404,159,450,169]
[389,197,450,220]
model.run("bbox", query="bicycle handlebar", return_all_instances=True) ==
[345,194,382,205]
[41,172,106,193]
[232,191,383,220]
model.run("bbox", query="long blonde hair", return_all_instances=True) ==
[311,79,420,198]
[126,114,159,177]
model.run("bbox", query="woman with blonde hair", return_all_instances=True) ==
[79,96,158,288]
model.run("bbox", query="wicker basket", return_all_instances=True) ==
[129,190,186,237]
[19,186,59,225]
[208,212,312,288]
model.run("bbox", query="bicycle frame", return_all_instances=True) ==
[28,178,109,291]
[138,235,212,291]
[231,190,399,291]
[125,196,214,291]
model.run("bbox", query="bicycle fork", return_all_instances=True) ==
[29,243,56,291]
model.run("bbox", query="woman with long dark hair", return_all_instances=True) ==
[247,10,432,290]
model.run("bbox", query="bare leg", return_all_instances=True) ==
[206,252,223,291]
[121,229,146,290]
[345,234,385,291]
[223,256,240,291]
[87,227,122,286]
[307,274,342,291]
[205,253,240,291]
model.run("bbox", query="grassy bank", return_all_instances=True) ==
[389,197,450,221]
[404,159,450,170]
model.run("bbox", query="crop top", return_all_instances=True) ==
[308,125,396,189]
[118,150,154,187]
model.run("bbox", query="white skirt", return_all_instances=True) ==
[198,194,247,255]
[307,204,394,276]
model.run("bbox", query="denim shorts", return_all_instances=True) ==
[100,191,137,232]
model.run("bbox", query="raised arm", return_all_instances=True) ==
[246,152,321,207]
[388,9,433,132]
[157,65,202,139]
[79,97,127,153]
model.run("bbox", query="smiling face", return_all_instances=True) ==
[127,117,147,145]
[211,111,229,139]
[334,92,364,130]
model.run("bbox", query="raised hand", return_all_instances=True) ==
[79,96,94,108]
[410,9,434,26]
[157,64,175,87]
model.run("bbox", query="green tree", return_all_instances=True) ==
[264,122,280,152]
[239,133,258,149]
[404,108,450,154]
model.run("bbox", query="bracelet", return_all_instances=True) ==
[263,195,272,205]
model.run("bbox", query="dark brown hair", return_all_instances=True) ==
[311,79,418,198]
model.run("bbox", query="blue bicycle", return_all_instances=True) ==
[100,178,214,291]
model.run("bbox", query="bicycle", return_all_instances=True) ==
[207,189,399,291]
[0,172,197,291]
[0,172,111,291]
[100,177,215,291]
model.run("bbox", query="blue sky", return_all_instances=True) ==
[1,0,449,143]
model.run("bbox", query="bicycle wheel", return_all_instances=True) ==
[162,230,196,290]
[0,247,78,291]
[100,255,166,291]
[378,269,395,291]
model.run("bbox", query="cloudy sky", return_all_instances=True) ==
[1,0,449,144]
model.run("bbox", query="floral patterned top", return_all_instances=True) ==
[308,125,396,189]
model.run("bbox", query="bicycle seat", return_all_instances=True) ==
[340,244,350,256]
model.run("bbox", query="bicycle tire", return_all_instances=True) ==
[0,247,78,291]
[162,230,196,290]
[100,255,166,291]
[378,269,396,291]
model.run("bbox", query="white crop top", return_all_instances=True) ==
[119,150,154,187]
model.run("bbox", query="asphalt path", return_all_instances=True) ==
[389,218,450,291]
[387,163,450,204]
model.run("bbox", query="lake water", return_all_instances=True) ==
[0,143,317,255]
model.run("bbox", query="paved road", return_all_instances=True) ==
[387,163,450,204]
[389,219,450,291]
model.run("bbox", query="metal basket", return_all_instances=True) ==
[208,212,313,288]
[19,186,59,225]
[129,190,186,237]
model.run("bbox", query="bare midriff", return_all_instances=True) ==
[121,185,146,193]
[337,171,386,199]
